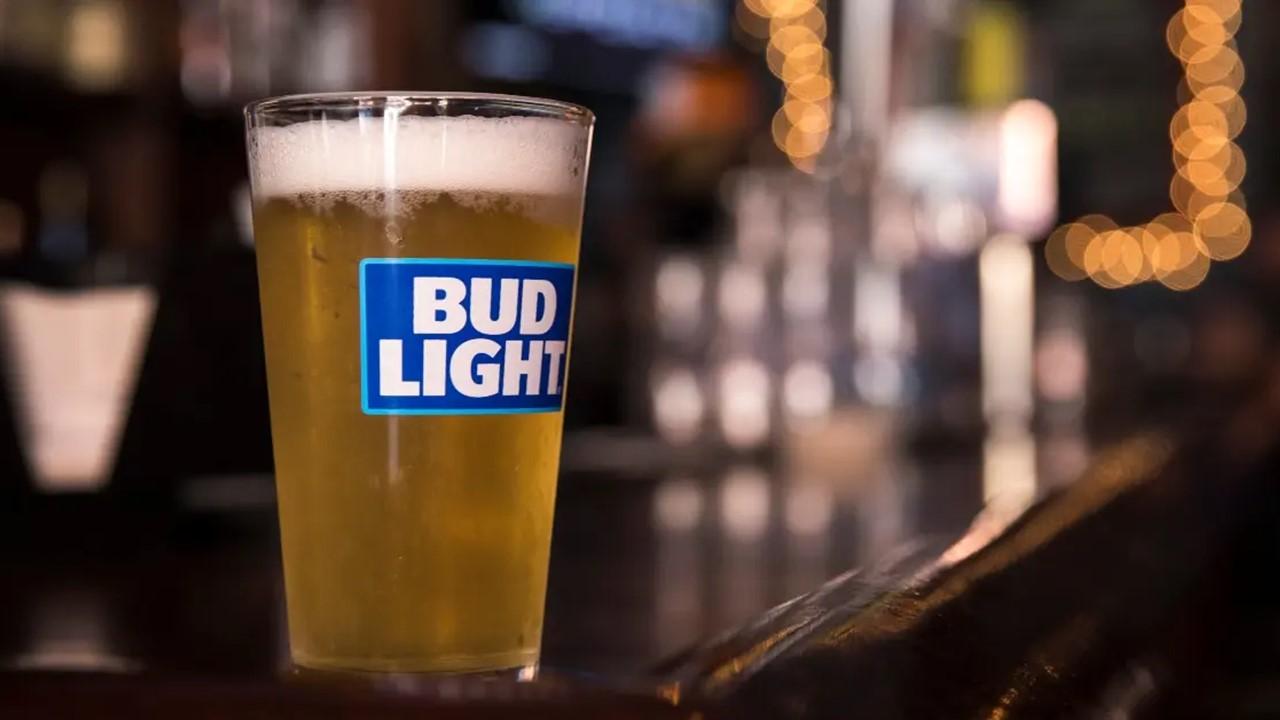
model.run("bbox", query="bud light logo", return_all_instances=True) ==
[360,258,574,415]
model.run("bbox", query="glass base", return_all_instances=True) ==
[285,658,540,691]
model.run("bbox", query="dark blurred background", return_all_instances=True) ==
[0,0,1277,693]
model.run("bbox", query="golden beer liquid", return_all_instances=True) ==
[253,190,579,673]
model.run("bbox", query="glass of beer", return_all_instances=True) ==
[243,93,593,676]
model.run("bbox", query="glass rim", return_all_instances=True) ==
[244,92,594,127]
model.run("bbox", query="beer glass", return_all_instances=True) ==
[244,94,593,675]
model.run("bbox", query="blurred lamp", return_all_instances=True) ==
[0,285,156,491]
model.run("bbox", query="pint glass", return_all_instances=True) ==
[244,94,593,675]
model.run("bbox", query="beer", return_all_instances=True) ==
[246,104,592,674]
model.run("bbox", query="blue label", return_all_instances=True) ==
[360,258,574,415]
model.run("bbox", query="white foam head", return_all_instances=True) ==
[248,115,588,199]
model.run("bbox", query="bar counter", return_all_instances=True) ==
[4,362,1280,717]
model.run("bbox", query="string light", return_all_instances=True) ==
[740,0,833,172]
[1046,0,1248,291]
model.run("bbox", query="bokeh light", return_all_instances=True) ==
[767,25,820,62]
[1186,44,1242,86]
[1048,0,1247,291]
[1186,48,1246,96]
[742,0,834,171]
[1194,200,1251,260]
[1158,235,1212,291]
[770,4,826,38]
[1189,0,1241,19]
[761,0,818,20]
[779,43,827,83]
[783,97,830,131]
[1045,223,1089,281]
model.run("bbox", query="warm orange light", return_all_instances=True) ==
[1216,92,1247,137]
[779,43,827,83]
[1194,83,1238,104]
[1152,229,1196,274]
[765,45,786,77]
[1100,230,1144,286]
[1187,44,1242,86]
[1169,174,1200,217]
[1170,100,1229,141]
[1187,48,1244,93]
[1044,220,1103,282]
[1194,201,1251,260]
[1050,0,1246,289]
[790,156,817,174]
[1137,225,1163,281]
[1188,0,1242,31]
[761,0,817,20]
[748,0,833,170]
[769,23,821,53]
[1045,224,1089,281]
[1172,133,1227,167]
[787,74,832,102]
[1081,232,1109,282]
[783,98,830,132]
[1183,5,1235,45]
[770,4,826,37]
[1151,212,1194,237]
[1157,234,1211,290]
[770,106,793,148]
[1189,0,1241,16]
[1167,12,1200,63]
[1192,141,1245,195]
[1078,214,1119,235]
[1146,215,1206,290]
[1184,186,1243,222]
[1081,227,1141,289]
[784,125,827,158]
